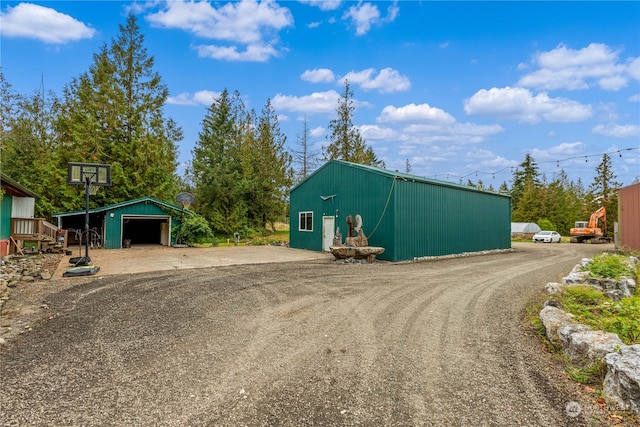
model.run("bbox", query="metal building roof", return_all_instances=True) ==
[52,196,191,218]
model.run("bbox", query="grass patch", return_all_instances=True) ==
[554,252,640,345]
[585,253,636,280]
[565,359,608,385]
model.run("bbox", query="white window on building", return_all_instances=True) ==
[299,211,313,232]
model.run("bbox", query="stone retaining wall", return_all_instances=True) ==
[0,254,59,314]
[540,256,639,414]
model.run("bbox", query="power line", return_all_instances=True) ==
[429,146,640,182]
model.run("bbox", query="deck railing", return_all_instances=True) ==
[10,217,65,245]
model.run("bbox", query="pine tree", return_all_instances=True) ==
[56,14,180,208]
[0,70,19,135]
[250,99,293,230]
[191,89,247,234]
[512,178,543,222]
[1,79,72,218]
[588,153,621,222]
[324,80,383,167]
[511,153,541,207]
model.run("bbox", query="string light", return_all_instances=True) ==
[428,147,639,181]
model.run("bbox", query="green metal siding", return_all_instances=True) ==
[290,160,511,261]
[104,201,177,249]
[0,195,13,239]
[392,180,511,260]
[290,161,394,253]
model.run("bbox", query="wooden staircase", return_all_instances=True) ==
[10,218,68,255]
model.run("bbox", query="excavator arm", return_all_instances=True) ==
[588,207,607,229]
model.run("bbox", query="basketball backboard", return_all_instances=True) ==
[67,162,112,186]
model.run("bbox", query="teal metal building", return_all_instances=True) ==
[289,160,511,261]
[53,197,189,249]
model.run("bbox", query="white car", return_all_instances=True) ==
[532,231,561,243]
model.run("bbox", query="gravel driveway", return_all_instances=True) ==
[0,242,610,426]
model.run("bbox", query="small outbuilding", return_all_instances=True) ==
[0,174,38,256]
[511,222,541,239]
[289,160,511,261]
[617,182,640,251]
[52,197,189,250]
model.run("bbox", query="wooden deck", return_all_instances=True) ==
[10,218,67,255]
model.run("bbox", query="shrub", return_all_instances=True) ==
[537,218,555,231]
[556,286,640,345]
[584,253,636,280]
[177,214,213,245]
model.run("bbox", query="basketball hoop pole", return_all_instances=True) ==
[83,175,91,264]
[63,162,111,277]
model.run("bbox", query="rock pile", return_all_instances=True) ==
[540,255,640,415]
[0,254,60,313]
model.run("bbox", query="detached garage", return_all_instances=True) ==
[53,197,188,249]
[289,160,511,262]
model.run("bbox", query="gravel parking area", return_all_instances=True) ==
[0,242,619,426]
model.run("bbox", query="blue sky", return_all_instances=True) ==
[2,1,639,187]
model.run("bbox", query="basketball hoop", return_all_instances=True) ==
[63,162,112,277]
[87,185,99,196]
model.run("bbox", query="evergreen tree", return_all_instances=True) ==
[588,153,621,224]
[405,159,412,174]
[190,89,246,234]
[512,178,543,222]
[544,170,583,235]
[510,153,541,207]
[0,70,19,135]
[498,181,510,195]
[250,99,293,230]
[56,14,180,208]
[1,81,72,218]
[324,80,383,167]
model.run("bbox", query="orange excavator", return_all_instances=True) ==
[569,206,611,243]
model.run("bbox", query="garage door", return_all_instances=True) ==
[122,215,170,247]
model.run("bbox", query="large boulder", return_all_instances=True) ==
[539,305,575,345]
[603,345,640,414]
[330,246,384,260]
[544,282,564,295]
[557,324,625,362]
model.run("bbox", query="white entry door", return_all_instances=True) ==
[322,216,335,252]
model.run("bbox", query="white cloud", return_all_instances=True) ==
[518,43,638,91]
[341,67,410,93]
[310,126,325,138]
[272,90,342,114]
[628,57,640,81]
[385,1,400,22]
[301,68,335,83]
[359,124,401,141]
[272,89,373,115]
[464,86,593,123]
[341,1,399,35]
[146,0,292,61]
[629,94,640,102]
[531,142,585,160]
[592,123,640,138]
[378,103,455,125]
[342,2,379,35]
[298,0,342,11]
[167,90,220,106]
[196,43,278,62]
[0,3,95,44]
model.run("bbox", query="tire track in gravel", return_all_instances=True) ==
[1,243,608,426]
